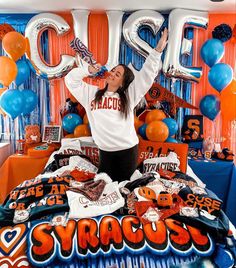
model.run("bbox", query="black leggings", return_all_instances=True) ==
[98,145,138,183]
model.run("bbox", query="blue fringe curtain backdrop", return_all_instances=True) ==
[120,13,193,140]
[0,14,50,152]
[0,12,194,151]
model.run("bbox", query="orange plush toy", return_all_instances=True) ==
[25,125,41,144]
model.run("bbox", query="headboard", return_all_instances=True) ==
[138,139,188,173]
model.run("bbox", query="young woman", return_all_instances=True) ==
[65,28,168,182]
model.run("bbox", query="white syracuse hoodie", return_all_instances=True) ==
[64,49,162,152]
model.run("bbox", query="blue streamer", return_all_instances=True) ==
[119,14,193,141]
[0,13,51,151]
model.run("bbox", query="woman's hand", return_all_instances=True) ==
[88,63,102,75]
[155,28,168,53]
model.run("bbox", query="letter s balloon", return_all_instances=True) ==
[123,10,164,59]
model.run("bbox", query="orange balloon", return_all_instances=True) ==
[134,116,144,132]
[83,114,89,124]
[146,121,169,142]
[0,23,15,40]
[221,79,236,121]
[145,109,166,124]
[74,124,91,137]
[2,32,26,61]
[64,134,74,138]
[0,56,18,86]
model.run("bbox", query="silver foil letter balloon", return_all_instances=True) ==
[25,13,75,80]
[163,9,208,83]
[71,10,89,47]
[72,10,123,70]
[123,10,165,59]
[106,11,124,70]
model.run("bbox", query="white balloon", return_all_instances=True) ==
[123,10,165,59]
[71,10,90,47]
[71,10,123,70]
[181,38,193,56]
[163,9,208,83]
[106,11,124,70]
[25,13,75,80]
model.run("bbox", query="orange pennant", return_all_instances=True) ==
[145,83,198,115]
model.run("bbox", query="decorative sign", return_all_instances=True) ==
[42,125,61,143]
[138,140,188,173]
[27,216,214,267]
[182,115,204,142]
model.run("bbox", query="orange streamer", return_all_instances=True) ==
[47,13,75,124]
[48,12,108,124]
[47,12,236,157]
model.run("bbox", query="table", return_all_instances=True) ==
[0,142,11,168]
[0,154,49,203]
[189,158,236,226]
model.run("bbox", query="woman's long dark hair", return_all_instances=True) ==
[94,64,134,118]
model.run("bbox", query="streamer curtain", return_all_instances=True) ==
[192,13,236,155]
[0,12,235,158]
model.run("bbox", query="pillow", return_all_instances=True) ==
[138,140,188,173]
[1,175,72,225]
[62,137,99,167]
[54,154,91,170]
[67,181,124,218]
[79,140,99,167]
[54,154,75,169]
[39,155,98,179]
[69,169,96,182]
[69,156,98,173]
[178,186,222,216]
[42,138,83,174]
[59,138,82,155]
[141,152,180,173]
[158,169,203,188]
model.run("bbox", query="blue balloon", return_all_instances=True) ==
[200,94,220,121]
[62,113,82,133]
[208,63,233,92]
[165,137,178,143]
[200,39,224,67]
[0,89,24,119]
[162,118,178,137]
[138,123,147,139]
[15,60,31,86]
[21,89,38,115]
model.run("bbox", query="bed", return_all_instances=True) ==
[0,138,235,268]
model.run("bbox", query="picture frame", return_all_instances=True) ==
[42,125,61,143]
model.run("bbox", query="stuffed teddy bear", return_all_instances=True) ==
[25,125,41,144]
